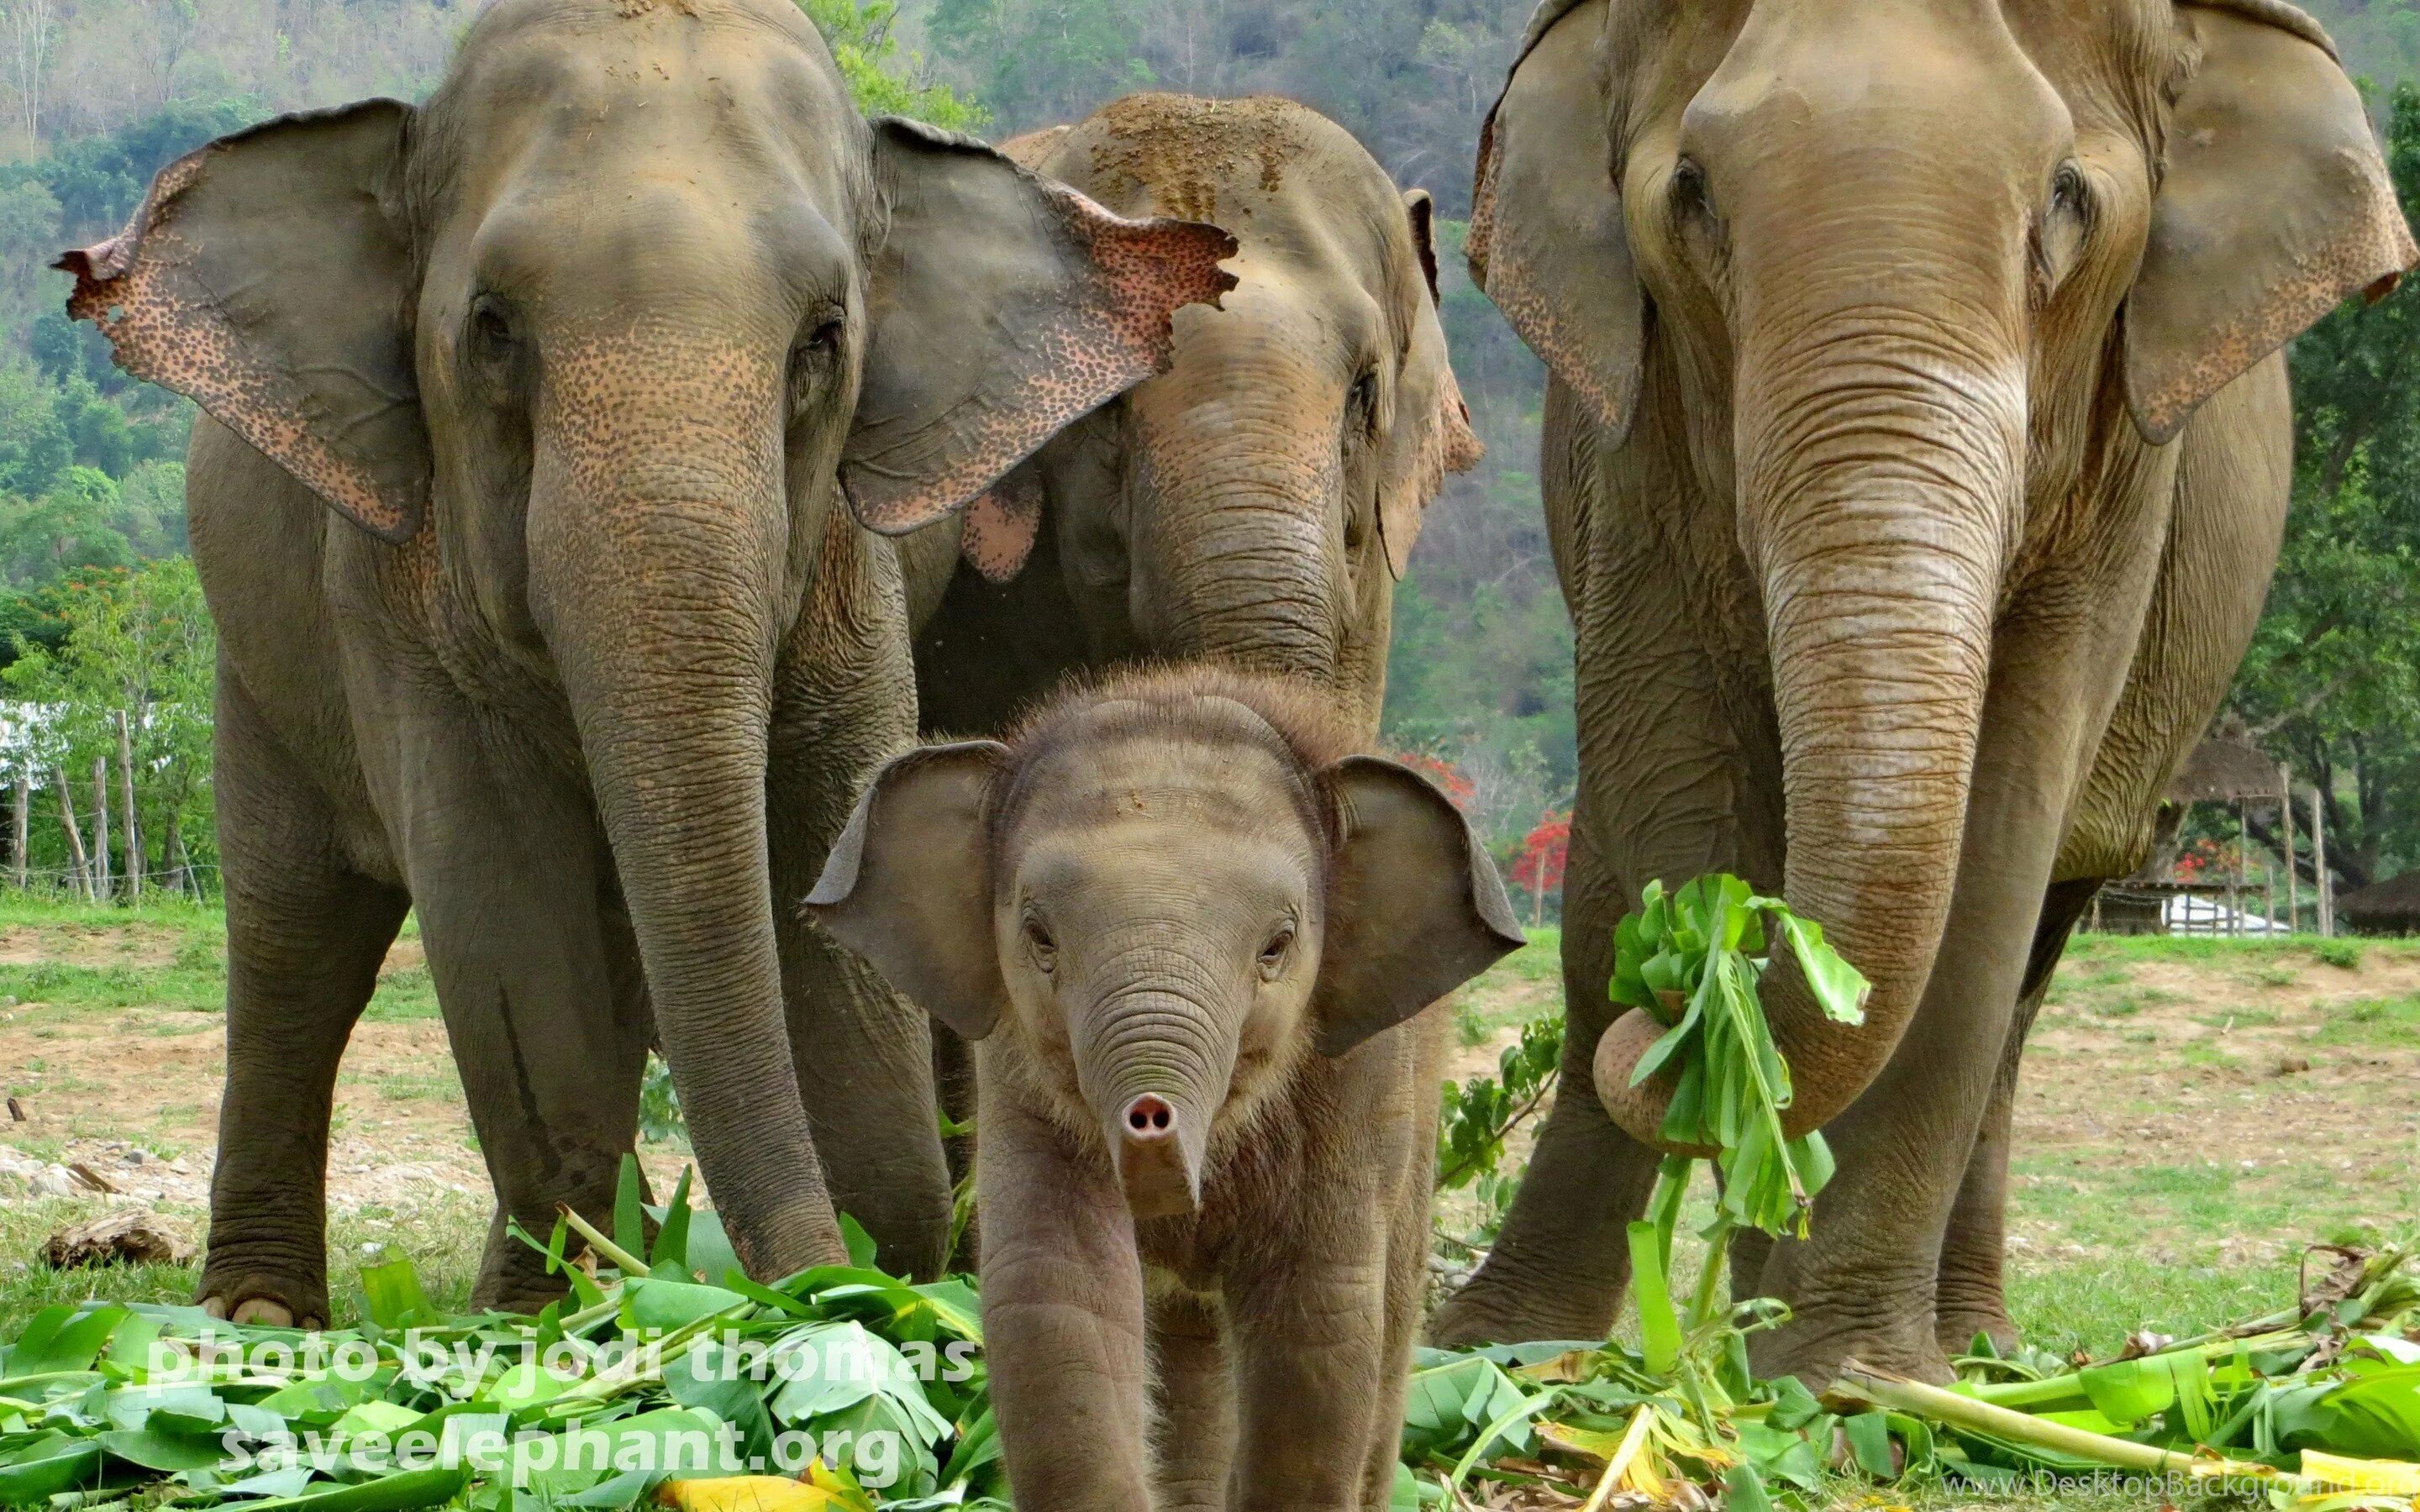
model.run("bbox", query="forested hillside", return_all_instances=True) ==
[0,0,2407,890]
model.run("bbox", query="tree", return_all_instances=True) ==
[804,0,987,129]
[2231,82,2420,891]
[1,556,214,893]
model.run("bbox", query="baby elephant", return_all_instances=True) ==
[808,668,1523,1511]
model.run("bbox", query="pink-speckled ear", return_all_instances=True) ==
[843,118,1238,538]
[2124,2,2416,444]
[959,466,1043,584]
[55,101,426,543]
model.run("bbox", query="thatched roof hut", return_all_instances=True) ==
[2336,871,2420,937]
[2164,728,2287,805]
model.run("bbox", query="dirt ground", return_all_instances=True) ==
[2,916,2414,1275]
[0,929,692,1211]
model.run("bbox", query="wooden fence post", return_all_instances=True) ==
[9,773,25,892]
[2312,786,2333,937]
[90,755,110,901]
[54,768,88,900]
[2280,764,2298,932]
[114,711,140,904]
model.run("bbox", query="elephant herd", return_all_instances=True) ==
[55,0,2417,1497]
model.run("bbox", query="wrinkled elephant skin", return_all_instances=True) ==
[59,0,1234,1321]
[805,668,1523,1512]
[1430,0,2414,1382]
[908,94,1481,743]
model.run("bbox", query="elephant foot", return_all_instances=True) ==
[1934,1305,2021,1362]
[1428,1262,1620,1349]
[1748,1301,1954,1389]
[196,1269,329,1333]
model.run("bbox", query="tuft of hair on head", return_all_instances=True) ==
[991,662,1366,858]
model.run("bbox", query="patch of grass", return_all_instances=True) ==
[362,964,439,1022]
[2310,994,2420,1047]
[2091,994,2144,1017]
[2234,962,2302,989]
[0,958,224,1013]
[375,1069,455,1103]
[2314,937,2367,971]
[2193,1007,2279,1030]
[0,1189,490,1338]
[2177,1041,2239,1071]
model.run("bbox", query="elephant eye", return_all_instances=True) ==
[1257,923,1296,977]
[466,295,519,379]
[1022,913,1057,972]
[787,312,846,417]
[1346,371,1380,441]
[1670,157,1713,222]
[2049,161,2090,222]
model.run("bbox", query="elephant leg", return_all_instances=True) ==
[202,672,409,1329]
[1363,1072,1441,1512]
[1147,1289,1236,1511]
[1751,534,2167,1384]
[1430,818,1658,1345]
[1933,877,2097,1357]
[397,730,652,1312]
[770,522,952,1278]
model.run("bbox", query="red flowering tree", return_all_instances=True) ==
[1509,809,1570,926]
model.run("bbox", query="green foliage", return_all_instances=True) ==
[2317,937,2367,970]
[1611,876,1868,1239]
[1,556,216,890]
[639,1053,687,1144]
[801,0,986,129]
[2234,83,2420,889]
[1434,1016,1562,1252]
[0,1161,1005,1509]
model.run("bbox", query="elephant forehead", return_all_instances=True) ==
[1009,814,1317,921]
[1007,733,1315,848]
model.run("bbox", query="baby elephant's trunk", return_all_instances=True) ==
[1075,990,1234,1221]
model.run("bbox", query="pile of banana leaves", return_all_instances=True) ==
[0,1162,999,1511]
[1400,1243,2420,1509]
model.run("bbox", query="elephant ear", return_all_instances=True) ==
[1468,0,1642,445]
[2124,0,2417,444]
[805,741,1010,1041]
[1313,756,1526,1057]
[843,119,1238,536]
[55,101,426,542]
[1377,307,1482,580]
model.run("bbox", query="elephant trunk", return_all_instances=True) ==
[1596,312,2021,1147]
[527,340,849,1278]
[1125,304,1346,685]
[1070,977,1239,1221]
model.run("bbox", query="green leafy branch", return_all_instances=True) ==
[1611,876,1869,1373]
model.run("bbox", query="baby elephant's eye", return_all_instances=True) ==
[1023,916,1057,972]
[1257,925,1296,977]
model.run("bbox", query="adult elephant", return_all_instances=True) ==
[1429,0,2412,1381]
[905,94,1481,741]
[60,0,1232,1323]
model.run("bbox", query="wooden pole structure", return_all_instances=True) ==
[89,755,110,901]
[9,773,25,892]
[114,712,141,904]
[54,768,88,900]
[2312,785,2333,937]
[2280,764,2298,932]
[2230,798,2244,937]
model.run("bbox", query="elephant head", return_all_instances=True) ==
[970,97,1482,732]
[803,668,1523,1219]
[1471,0,2412,1146]
[59,0,1234,1277]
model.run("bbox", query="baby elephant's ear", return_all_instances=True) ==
[1314,756,1527,1057]
[844,119,1238,536]
[806,742,1010,1040]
